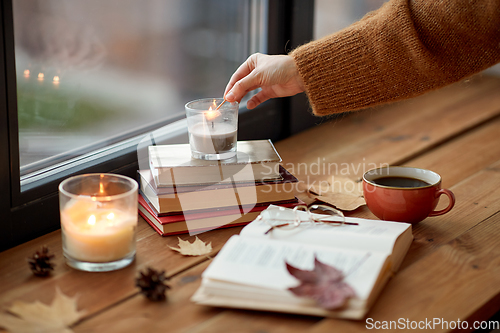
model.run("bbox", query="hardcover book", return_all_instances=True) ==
[192,205,413,319]
[139,195,300,236]
[149,140,282,187]
[138,166,298,215]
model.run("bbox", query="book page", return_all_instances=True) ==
[203,235,388,300]
[240,205,411,254]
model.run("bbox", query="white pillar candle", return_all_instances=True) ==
[61,199,136,263]
[59,173,138,271]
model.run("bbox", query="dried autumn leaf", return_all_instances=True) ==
[168,236,212,256]
[0,287,86,333]
[286,257,356,310]
[308,176,365,211]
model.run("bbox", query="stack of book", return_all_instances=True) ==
[139,140,300,236]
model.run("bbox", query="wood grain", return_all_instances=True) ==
[306,211,500,333]
[275,76,500,204]
[78,159,500,333]
[73,260,321,333]
[0,217,243,322]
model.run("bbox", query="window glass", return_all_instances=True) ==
[14,0,259,175]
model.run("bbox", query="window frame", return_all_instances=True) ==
[0,0,314,251]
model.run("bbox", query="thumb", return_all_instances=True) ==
[225,71,260,103]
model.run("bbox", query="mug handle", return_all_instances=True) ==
[428,189,456,217]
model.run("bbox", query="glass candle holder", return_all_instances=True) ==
[59,173,138,272]
[185,98,238,160]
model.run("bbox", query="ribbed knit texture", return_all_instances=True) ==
[291,0,500,115]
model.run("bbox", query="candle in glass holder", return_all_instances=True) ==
[59,174,138,272]
[189,118,237,155]
[186,98,238,160]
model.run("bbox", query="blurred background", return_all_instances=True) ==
[14,0,500,175]
[14,0,252,172]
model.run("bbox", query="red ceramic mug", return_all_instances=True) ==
[362,166,455,224]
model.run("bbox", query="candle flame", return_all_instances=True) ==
[88,215,96,225]
[38,73,44,80]
[99,182,104,194]
[53,76,60,83]
[24,69,30,76]
[205,106,220,121]
[107,212,115,220]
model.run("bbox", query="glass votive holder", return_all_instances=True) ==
[185,98,238,160]
[59,173,138,272]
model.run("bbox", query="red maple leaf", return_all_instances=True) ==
[286,257,356,309]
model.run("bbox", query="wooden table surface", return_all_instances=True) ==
[1,75,500,333]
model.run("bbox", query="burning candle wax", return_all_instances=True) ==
[60,199,136,263]
[190,122,237,154]
[186,99,238,160]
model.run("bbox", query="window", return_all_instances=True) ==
[0,0,314,250]
[15,0,266,175]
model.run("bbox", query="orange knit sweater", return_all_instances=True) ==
[291,0,500,115]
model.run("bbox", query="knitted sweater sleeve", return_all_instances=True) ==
[290,0,500,115]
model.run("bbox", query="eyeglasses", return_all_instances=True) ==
[256,204,358,234]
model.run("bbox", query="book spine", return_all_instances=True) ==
[138,210,165,236]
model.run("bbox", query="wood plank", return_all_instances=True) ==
[193,159,500,332]
[73,261,321,333]
[351,160,500,273]
[348,115,500,220]
[75,160,500,333]
[73,261,220,333]
[277,75,498,167]
[181,167,500,333]
[0,216,243,323]
[306,211,500,333]
[0,214,155,300]
[401,159,500,271]
[275,76,500,204]
[343,119,500,270]
[303,160,500,333]
[403,117,500,190]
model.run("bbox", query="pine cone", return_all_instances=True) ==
[136,267,170,301]
[27,246,55,277]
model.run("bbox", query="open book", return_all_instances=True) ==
[191,205,413,319]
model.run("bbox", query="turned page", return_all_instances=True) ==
[202,235,389,302]
[240,205,411,255]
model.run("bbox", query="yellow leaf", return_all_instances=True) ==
[168,236,212,256]
[308,176,366,211]
[0,287,85,333]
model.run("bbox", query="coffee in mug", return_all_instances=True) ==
[363,166,455,224]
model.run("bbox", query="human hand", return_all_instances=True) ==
[224,53,305,109]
